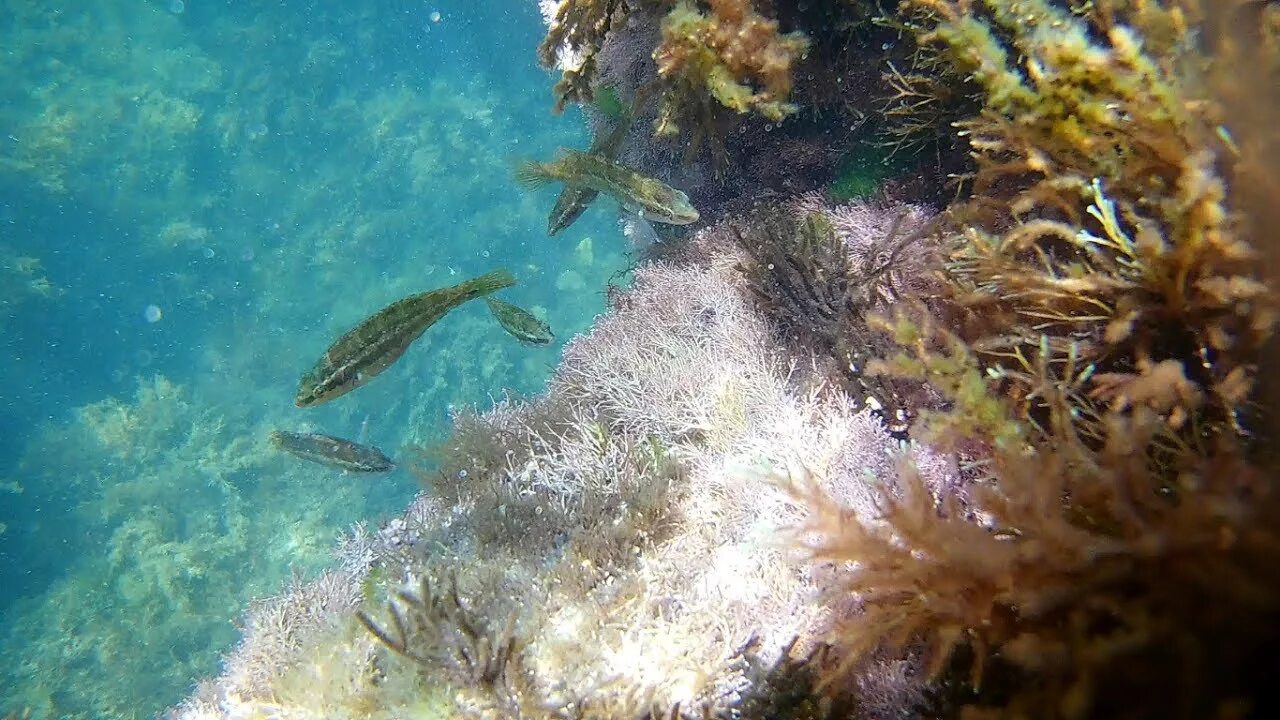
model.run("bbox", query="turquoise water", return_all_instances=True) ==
[0,2,628,716]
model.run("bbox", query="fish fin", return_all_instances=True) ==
[513,159,557,190]
[620,212,660,248]
[468,268,517,295]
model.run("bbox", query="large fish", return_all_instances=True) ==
[516,150,699,226]
[296,269,515,407]
[270,430,396,473]
[546,85,656,235]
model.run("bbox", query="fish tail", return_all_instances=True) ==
[513,159,558,190]
[464,268,517,297]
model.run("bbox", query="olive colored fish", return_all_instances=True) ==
[296,269,515,407]
[270,430,395,473]
[547,120,630,235]
[516,150,699,226]
[548,85,655,235]
[484,296,554,345]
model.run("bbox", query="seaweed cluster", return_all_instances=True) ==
[539,0,912,207]
[539,0,809,127]
[1,245,62,331]
[732,199,936,358]
[652,0,810,135]
[356,574,533,716]
[771,1,1280,717]
[909,0,1274,432]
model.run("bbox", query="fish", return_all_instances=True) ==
[484,296,554,345]
[270,430,396,473]
[516,150,700,226]
[296,269,515,407]
[547,181,598,237]
[547,117,630,235]
[547,86,654,235]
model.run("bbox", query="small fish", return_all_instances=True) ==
[547,181,599,237]
[516,150,700,226]
[296,269,515,407]
[270,430,395,473]
[485,296,554,345]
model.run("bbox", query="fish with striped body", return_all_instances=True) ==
[516,150,699,226]
[270,430,396,473]
[295,269,515,407]
[546,84,656,235]
[484,296,554,345]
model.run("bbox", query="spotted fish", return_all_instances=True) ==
[516,150,699,226]
[270,430,395,473]
[546,85,655,235]
[484,296,554,345]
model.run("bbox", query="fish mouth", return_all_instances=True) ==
[663,211,700,225]
[643,206,700,225]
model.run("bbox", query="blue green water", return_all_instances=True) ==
[0,2,628,716]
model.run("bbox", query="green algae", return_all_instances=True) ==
[828,143,902,202]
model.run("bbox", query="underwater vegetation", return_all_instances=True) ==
[536,0,966,229]
[0,0,220,236]
[0,244,62,331]
[781,0,1280,717]
[539,0,808,131]
[651,0,811,134]
[0,376,379,719]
